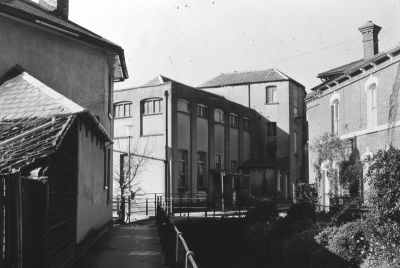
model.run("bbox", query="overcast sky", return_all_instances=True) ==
[70,0,400,91]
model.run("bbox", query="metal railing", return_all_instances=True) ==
[156,200,198,268]
[113,193,164,222]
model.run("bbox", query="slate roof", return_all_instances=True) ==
[142,75,179,87]
[0,71,84,120]
[0,116,73,172]
[198,69,304,88]
[317,59,364,80]
[0,68,110,172]
[0,0,128,80]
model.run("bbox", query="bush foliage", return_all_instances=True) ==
[316,146,400,267]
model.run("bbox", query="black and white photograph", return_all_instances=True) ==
[0,0,400,267]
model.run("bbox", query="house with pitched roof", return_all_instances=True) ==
[306,21,400,208]
[0,0,128,266]
[0,69,113,267]
[198,69,307,201]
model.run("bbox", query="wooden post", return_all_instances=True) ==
[146,198,149,216]
[128,196,131,223]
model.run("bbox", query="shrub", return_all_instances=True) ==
[287,202,317,222]
[246,200,277,222]
[315,219,369,266]
[314,225,338,248]
[366,146,400,224]
[295,183,318,204]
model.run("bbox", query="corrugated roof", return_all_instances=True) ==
[198,69,303,88]
[0,116,74,172]
[0,0,128,80]
[0,71,84,120]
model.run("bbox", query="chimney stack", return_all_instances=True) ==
[358,21,382,59]
[56,0,69,20]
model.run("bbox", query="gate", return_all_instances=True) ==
[0,172,47,268]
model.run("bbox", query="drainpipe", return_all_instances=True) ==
[164,90,170,214]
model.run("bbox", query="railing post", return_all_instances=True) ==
[187,196,190,219]
[127,196,131,223]
[176,231,182,264]
[179,195,182,217]
[185,251,194,268]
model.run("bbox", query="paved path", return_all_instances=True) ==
[74,219,167,268]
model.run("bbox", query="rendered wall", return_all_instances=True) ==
[76,123,111,243]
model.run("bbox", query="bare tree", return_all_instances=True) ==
[113,144,150,199]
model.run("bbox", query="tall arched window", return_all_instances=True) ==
[330,93,340,135]
[365,76,378,129]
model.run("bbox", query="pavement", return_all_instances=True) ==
[73,219,167,268]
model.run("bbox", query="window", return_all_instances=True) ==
[294,131,298,154]
[178,150,188,188]
[197,152,206,188]
[330,99,339,134]
[368,84,377,128]
[141,98,162,115]
[215,153,223,170]
[114,101,132,118]
[266,122,277,137]
[243,117,250,131]
[277,170,283,192]
[214,109,225,123]
[231,160,237,172]
[197,104,208,118]
[266,86,278,103]
[293,89,298,117]
[229,113,238,128]
[177,99,190,113]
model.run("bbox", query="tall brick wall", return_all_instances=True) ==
[307,59,400,185]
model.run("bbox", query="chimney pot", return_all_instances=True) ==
[358,21,382,59]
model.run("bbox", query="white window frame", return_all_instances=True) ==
[330,93,340,135]
[214,108,225,123]
[141,98,162,115]
[365,76,378,129]
[114,101,132,118]
[266,86,278,104]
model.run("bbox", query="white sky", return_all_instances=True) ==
[70,0,400,91]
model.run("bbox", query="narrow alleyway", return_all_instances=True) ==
[74,219,167,268]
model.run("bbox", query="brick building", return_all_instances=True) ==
[198,70,307,200]
[306,21,400,207]
[113,76,287,206]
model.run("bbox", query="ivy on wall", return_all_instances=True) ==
[310,132,363,200]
